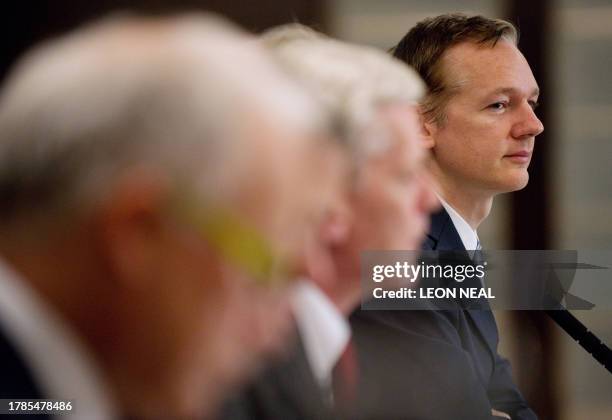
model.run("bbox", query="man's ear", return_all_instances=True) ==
[303,198,352,290]
[94,168,171,289]
[319,197,352,246]
[419,109,437,150]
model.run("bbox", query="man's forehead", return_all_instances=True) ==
[490,86,540,98]
[440,39,538,96]
[379,105,424,158]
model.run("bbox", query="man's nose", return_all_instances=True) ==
[511,102,544,140]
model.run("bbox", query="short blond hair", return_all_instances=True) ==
[391,13,518,125]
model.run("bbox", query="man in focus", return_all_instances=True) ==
[355,13,544,420]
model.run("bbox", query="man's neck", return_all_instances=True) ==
[432,176,494,230]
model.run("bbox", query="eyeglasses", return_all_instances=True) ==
[170,190,293,287]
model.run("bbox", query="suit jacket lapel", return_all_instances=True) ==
[423,208,464,251]
[270,333,333,419]
[423,208,498,359]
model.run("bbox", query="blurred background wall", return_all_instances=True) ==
[3,1,611,419]
[552,1,612,418]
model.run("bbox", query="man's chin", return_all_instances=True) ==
[493,172,530,193]
[510,174,530,191]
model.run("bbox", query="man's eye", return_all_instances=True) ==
[529,100,540,110]
[488,102,507,111]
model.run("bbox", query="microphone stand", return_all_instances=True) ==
[545,306,612,374]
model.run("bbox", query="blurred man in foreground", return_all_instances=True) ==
[222,25,497,420]
[0,14,341,419]
[355,14,544,419]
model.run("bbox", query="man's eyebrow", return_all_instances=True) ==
[487,87,540,97]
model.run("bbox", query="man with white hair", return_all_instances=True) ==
[0,14,342,419]
[223,25,494,420]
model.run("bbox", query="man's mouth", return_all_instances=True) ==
[504,150,532,163]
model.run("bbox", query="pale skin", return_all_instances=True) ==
[421,39,545,419]
[308,104,438,315]
[0,14,351,418]
[0,169,291,419]
[422,39,544,230]
[0,107,342,419]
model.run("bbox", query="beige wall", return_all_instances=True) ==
[553,2,612,419]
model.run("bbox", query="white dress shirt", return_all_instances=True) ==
[437,195,486,287]
[436,194,480,250]
[290,281,351,390]
[0,258,118,420]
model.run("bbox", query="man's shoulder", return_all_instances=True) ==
[220,335,334,420]
[424,207,466,251]
[349,315,493,420]
[351,307,464,352]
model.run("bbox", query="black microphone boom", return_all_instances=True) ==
[545,307,612,374]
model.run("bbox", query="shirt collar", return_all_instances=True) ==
[436,194,480,250]
[290,280,351,388]
[0,258,118,420]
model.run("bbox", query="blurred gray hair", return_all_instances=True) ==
[0,14,323,229]
[262,24,425,164]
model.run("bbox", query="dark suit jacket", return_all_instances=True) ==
[221,320,492,420]
[0,325,50,419]
[220,333,335,420]
[352,208,537,420]
[349,315,494,420]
